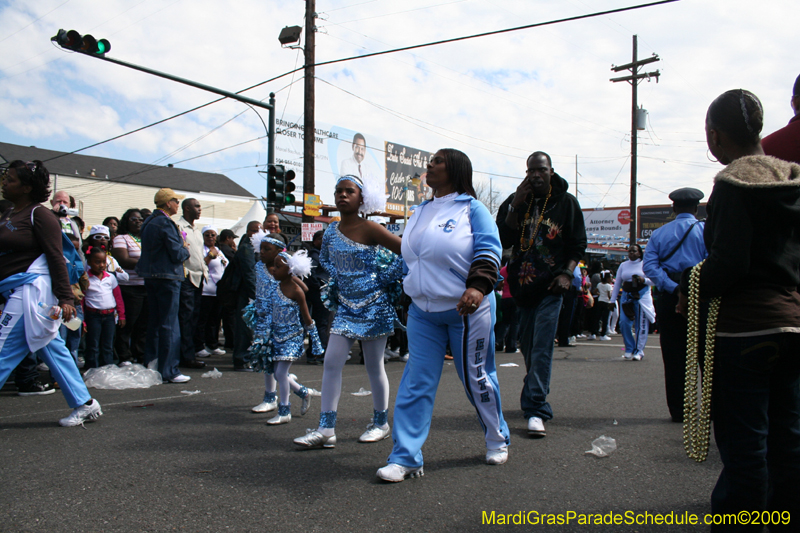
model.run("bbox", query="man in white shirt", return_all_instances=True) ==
[178,198,208,370]
[339,133,379,180]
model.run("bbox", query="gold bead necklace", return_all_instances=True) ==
[518,187,551,253]
[683,259,721,463]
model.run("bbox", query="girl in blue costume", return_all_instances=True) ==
[246,234,318,422]
[293,174,402,449]
[377,149,510,483]
[257,250,324,425]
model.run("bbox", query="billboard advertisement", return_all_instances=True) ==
[583,207,630,244]
[274,115,431,216]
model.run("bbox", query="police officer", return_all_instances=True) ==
[642,188,707,422]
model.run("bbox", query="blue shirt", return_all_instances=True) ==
[642,213,708,293]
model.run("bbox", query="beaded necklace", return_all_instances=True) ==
[683,259,721,463]
[518,187,551,253]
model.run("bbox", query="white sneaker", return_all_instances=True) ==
[59,399,103,427]
[486,447,508,465]
[399,354,409,362]
[568,336,577,344]
[266,413,291,425]
[301,392,313,416]
[211,348,226,356]
[294,429,336,448]
[165,374,191,383]
[632,353,643,361]
[252,399,278,413]
[358,423,391,443]
[599,335,612,341]
[308,388,321,397]
[376,463,424,482]
[118,361,132,367]
[384,348,399,360]
[576,334,587,339]
[621,353,633,360]
[527,416,546,438]
[587,334,596,341]
[195,349,211,358]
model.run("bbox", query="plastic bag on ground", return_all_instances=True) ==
[83,364,162,390]
[201,368,223,379]
[585,435,617,457]
[351,387,372,396]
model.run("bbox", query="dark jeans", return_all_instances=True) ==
[13,352,39,387]
[232,291,252,367]
[84,310,116,368]
[556,288,577,345]
[144,278,181,380]
[115,284,148,364]
[195,295,222,351]
[710,333,800,531]
[179,277,203,363]
[518,294,563,420]
[495,297,519,351]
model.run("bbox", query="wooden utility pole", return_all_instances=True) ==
[610,35,659,246]
[303,0,316,222]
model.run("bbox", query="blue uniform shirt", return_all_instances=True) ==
[642,213,708,293]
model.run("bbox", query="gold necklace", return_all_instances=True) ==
[684,259,721,463]
[518,187,551,253]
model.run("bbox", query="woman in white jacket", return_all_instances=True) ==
[609,244,655,360]
[377,149,510,483]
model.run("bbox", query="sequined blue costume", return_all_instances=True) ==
[269,287,306,361]
[321,222,402,340]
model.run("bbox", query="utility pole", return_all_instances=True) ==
[610,35,659,246]
[303,0,316,222]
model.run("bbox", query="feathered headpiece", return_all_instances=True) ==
[278,249,313,279]
[337,174,387,214]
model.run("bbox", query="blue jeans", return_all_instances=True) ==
[84,310,116,368]
[518,293,563,420]
[710,333,800,531]
[144,278,182,380]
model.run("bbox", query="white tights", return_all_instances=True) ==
[265,364,303,405]
[318,334,389,431]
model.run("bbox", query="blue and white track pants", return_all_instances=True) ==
[388,296,510,468]
[0,290,90,408]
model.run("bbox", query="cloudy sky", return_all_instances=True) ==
[1,0,797,212]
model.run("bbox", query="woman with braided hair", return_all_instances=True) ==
[678,89,800,527]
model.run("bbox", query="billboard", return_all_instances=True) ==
[638,204,707,239]
[275,115,431,216]
[583,207,631,244]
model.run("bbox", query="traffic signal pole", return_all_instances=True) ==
[52,32,276,167]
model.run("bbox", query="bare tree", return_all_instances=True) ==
[474,179,502,215]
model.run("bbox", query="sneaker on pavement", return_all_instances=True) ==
[399,354,409,362]
[486,447,509,465]
[77,357,85,369]
[252,399,278,413]
[621,353,633,360]
[294,429,336,448]
[568,336,577,344]
[527,416,546,438]
[576,334,587,339]
[165,374,191,384]
[59,399,102,427]
[359,423,391,443]
[211,348,226,356]
[266,413,291,425]
[17,381,56,396]
[376,463,424,482]
[195,349,211,358]
[599,335,612,341]
[587,334,596,340]
[632,353,643,361]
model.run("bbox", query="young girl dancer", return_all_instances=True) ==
[83,245,126,368]
[259,250,324,424]
[246,235,317,423]
[294,174,402,449]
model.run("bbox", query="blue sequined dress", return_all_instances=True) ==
[270,286,305,362]
[243,262,278,372]
[321,222,403,340]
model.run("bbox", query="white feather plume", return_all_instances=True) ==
[287,249,313,279]
[359,177,387,214]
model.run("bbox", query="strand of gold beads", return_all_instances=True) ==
[683,259,721,462]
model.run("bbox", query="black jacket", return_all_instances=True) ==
[496,173,586,306]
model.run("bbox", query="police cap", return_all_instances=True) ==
[668,187,704,207]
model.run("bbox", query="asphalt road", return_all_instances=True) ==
[0,335,723,533]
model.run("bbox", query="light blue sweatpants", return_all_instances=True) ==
[388,296,510,468]
[0,291,91,408]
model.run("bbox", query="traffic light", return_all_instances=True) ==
[267,164,297,210]
[51,29,111,56]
